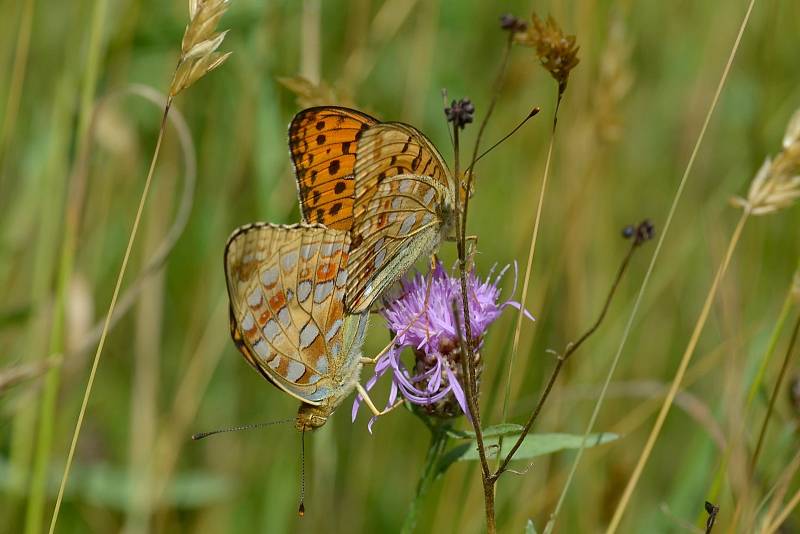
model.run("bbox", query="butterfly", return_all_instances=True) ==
[224,222,370,431]
[288,106,458,314]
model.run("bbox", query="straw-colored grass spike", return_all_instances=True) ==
[732,107,800,215]
[170,0,232,97]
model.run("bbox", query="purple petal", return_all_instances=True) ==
[445,366,471,421]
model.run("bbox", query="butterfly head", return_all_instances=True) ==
[295,403,330,431]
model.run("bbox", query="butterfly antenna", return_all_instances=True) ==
[298,429,306,517]
[466,107,540,173]
[191,418,293,441]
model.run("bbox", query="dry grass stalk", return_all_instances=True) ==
[0,357,61,394]
[170,0,232,97]
[49,3,230,532]
[732,107,800,215]
[594,17,634,143]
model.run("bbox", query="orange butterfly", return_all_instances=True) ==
[289,106,457,313]
[225,223,370,430]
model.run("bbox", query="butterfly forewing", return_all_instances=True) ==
[290,107,378,231]
[343,123,456,313]
[225,223,353,405]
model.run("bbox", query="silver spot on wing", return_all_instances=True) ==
[282,250,298,270]
[253,339,269,358]
[400,213,417,235]
[261,267,278,287]
[423,186,436,205]
[325,319,342,342]
[263,320,279,342]
[314,280,334,303]
[298,280,312,302]
[286,360,305,382]
[299,321,319,349]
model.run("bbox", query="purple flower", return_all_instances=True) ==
[353,262,533,431]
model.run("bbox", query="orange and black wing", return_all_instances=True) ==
[289,107,378,231]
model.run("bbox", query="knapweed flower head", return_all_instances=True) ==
[353,262,533,431]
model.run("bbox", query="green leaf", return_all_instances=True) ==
[457,432,618,462]
[525,519,538,534]
[0,457,232,509]
[446,423,525,440]
[435,443,471,480]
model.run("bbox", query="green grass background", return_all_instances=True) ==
[1,0,799,532]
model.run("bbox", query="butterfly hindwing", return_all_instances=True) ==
[289,107,378,231]
[344,122,456,313]
[346,174,449,313]
[224,223,353,405]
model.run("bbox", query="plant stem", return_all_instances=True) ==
[728,310,800,531]
[751,312,800,471]
[704,260,799,518]
[401,425,449,534]
[544,1,756,529]
[499,91,563,464]
[496,237,638,477]
[48,99,172,534]
[605,209,750,534]
[451,122,495,532]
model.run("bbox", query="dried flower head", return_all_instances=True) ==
[499,14,527,34]
[277,76,355,108]
[445,98,475,130]
[515,14,580,93]
[352,262,532,430]
[732,107,800,215]
[621,219,655,245]
[170,0,232,97]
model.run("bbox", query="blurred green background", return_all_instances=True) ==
[1,0,799,532]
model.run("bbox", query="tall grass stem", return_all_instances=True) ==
[48,101,172,533]
[605,209,749,533]
[543,2,756,530]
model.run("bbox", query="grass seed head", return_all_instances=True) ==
[732,107,800,215]
[170,0,232,97]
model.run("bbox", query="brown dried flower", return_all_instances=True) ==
[515,14,580,93]
[170,0,232,97]
[276,76,355,109]
[732,107,800,215]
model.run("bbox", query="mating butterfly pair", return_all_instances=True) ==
[225,107,456,430]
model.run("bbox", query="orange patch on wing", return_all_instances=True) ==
[289,107,378,231]
[316,261,337,282]
[268,292,287,313]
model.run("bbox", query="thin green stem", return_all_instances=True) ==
[401,425,449,534]
[48,100,172,534]
[543,1,756,529]
[499,91,562,466]
[751,311,800,471]
[495,237,638,478]
[0,0,34,179]
[25,2,109,529]
[606,209,749,533]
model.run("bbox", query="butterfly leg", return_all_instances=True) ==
[355,382,404,417]
[360,272,436,366]
[360,341,394,365]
